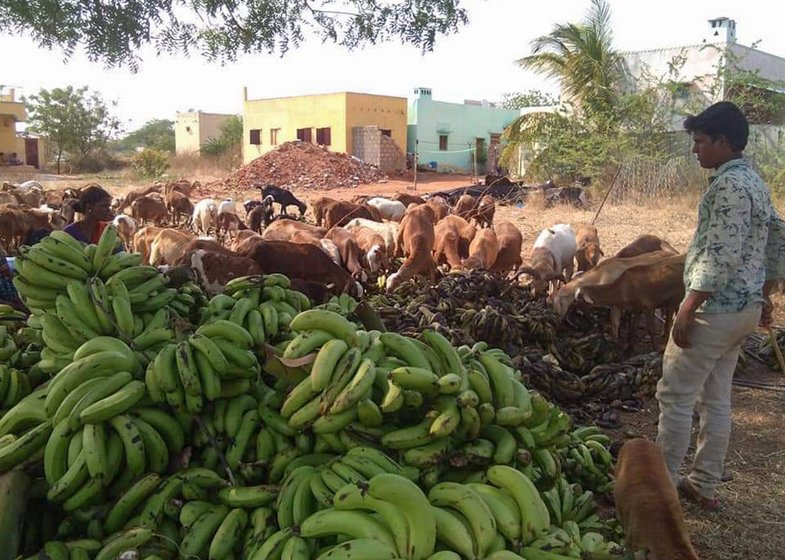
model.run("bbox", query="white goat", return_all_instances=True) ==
[344,218,399,257]
[518,223,577,296]
[112,214,138,251]
[192,199,218,235]
[366,197,406,222]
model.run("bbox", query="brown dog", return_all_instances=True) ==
[614,439,700,560]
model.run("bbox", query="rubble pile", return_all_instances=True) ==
[211,141,385,191]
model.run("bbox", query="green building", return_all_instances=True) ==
[406,87,519,174]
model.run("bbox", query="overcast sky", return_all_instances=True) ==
[3,0,784,132]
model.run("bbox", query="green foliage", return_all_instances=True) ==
[0,0,467,70]
[132,148,169,178]
[516,0,625,133]
[201,115,243,158]
[112,119,175,154]
[25,86,120,173]
[500,90,558,110]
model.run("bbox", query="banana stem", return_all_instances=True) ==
[767,326,785,375]
[194,416,237,486]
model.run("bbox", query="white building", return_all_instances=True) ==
[621,17,785,130]
[175,111,236,154]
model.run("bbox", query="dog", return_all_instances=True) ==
[614,438,700,560]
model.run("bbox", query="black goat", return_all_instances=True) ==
[260,185,307,216]
[244,200,262,214]
[247,196,276,232]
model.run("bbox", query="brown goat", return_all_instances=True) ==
[350,226,390,273]
[551,251,686,349]
[574,223,603,272]
[133,226,164,265]
[149,229,195,266]
[454,194,477,219]
[470,195,496,228]
[311,197,338,227]
[392,193,425,207]
[616,234,679,258]
[425,196,450,223]
[325,227,368,281]
[463,228,499,270]
[238,238,362,297]
[490,221,523,275]
[387,205,437,292]
[165,191,194,226]
[433,215,476,270]
[615,439,700,560]
[323,201,383,229]
[262,218,327,242]
[130,195,168,226]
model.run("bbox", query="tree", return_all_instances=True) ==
[515,0,625,131]
[0,0,468,70]
[112,119,175,154]
[201,115,243,157]
[25,86,121,173]
[500,90,558,110]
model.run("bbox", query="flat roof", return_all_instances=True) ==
[246,91,407,103]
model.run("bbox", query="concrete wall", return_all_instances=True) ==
[243,92,347,164]
[407,93,518,173]
[0,114,18,156]
[175,112,234,154]
[344,93,407,158]
[0,97,25,158]
[242,92,407,164]
[622,42,785,129]
[352,126,406,171]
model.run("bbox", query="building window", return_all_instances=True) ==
[439,135,448,151]
[381,129,392,137]
[297,128,312,143]
[249,129,262,145]
[316,127,332,146]
[185,126,192,133]
[270,128,280,146]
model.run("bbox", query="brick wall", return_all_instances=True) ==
[352,126,405,171]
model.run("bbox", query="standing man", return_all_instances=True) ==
[656,101,785,510]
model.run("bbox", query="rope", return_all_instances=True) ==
[590,164,623,226]
[418,148,474,155]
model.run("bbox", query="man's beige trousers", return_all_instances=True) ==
[655,303,761,499]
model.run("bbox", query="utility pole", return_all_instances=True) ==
[471,141,477,184]
[411,140,419,191]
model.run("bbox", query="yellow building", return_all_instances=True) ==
[242,91,407,170]
[175,111,236,154]
[0,88,45,169]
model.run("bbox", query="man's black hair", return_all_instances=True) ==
[683,101,749,151]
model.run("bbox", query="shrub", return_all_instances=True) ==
[132,148,169,178]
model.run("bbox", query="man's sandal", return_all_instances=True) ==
[678,478,721,511]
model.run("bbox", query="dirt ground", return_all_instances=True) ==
[13,169,785,560]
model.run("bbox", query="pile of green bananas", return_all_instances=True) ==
[0,303,27,323]
[12,227,207,340]
[0,225,627,560]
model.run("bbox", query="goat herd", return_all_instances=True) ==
[0,179,686,348]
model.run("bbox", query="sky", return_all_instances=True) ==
[2,0,785,132]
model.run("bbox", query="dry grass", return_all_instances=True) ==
[609,384,785,560]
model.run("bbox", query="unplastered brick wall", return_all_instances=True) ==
[352,126,405,171]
